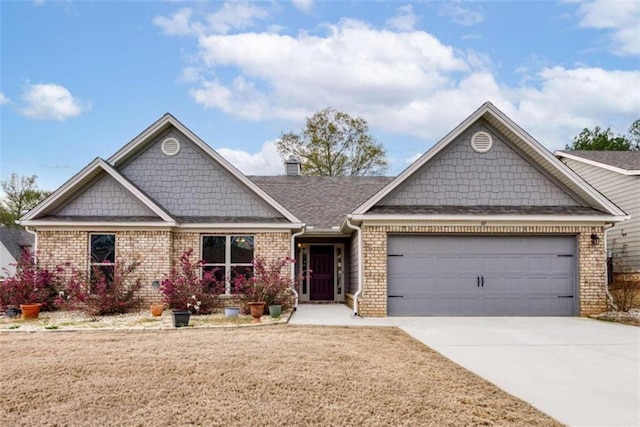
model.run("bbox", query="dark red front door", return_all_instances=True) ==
[310,246,334,301]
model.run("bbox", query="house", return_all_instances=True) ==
[20,102,627,317]
[555,151,640,272]
[0,228,35,278]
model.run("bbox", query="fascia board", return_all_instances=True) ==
[177,222,304,230]
[351,214,628,223]
[554,151,640,176]
[20,221,175,228]
[108,114,301,224]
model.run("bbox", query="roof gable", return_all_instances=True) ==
[20,158,174,224]
[109,114,301,223]
[379,120,579,207]
[0,228,34,261]
[354,102,627,217]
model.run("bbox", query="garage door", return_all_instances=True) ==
[387,235,576,316]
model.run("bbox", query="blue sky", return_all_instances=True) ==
[1,0,639,191]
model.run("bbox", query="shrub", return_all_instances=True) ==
[160,248,225,314]
[233,256,297,311]
[55,260,143,316]
[0,250,63,311]
[609,242,639,312]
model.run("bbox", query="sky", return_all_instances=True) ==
[1,0,639,192]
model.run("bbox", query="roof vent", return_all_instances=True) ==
[471,131,493,153]
[285,156,302,176]
[161,137,180,156]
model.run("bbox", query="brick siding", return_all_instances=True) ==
[37,230,291,304]
[358,224,607,317]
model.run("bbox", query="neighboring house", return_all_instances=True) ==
[20,102,626,317]
[555,151,640,272]
[0,228,34,278]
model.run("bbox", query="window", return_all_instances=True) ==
[202,235,254,293]
[90,234,115,284]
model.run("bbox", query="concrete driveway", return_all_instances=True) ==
[290,305,640,426]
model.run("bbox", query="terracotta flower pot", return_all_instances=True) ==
[150,303,164,317]
[20,303,42,319]
[248,302,266,323]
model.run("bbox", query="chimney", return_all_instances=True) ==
[285,156,301,176]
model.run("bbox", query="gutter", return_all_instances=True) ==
[603,224,617,311]
[290,225,306,311]
[344,215,362,316]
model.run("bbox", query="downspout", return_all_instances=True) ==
[603,224,617,310]
[345,215,362,316]
[291,225,306,311]
[24,226,38,263]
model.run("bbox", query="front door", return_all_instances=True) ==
[310,246,334,300]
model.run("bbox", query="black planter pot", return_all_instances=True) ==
[171,310,191,327]
[5,308,22,318]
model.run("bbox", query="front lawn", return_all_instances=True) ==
[0,326,559,426]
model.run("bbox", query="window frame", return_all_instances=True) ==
[89,233,116,286]
[201,234,255,294]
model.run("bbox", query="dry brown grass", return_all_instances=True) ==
[0,326,559,426]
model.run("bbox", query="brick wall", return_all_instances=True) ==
[358,224,607,317]
[37,229,292,304]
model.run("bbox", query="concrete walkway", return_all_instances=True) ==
[290,304,640,427]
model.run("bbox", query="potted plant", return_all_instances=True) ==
[0,251,61,320]
[224,306,240,318]
[150,302,164,317]
[235,256,296,323]
[160,248,225,327]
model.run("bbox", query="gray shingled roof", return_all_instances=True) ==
[559,151,640,171]
[0,228,34,261]
[250,176,393,229]
[368,205,607,215]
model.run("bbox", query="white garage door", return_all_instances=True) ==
[387,235,576,316]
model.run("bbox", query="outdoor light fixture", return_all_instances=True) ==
[590,234,600,246]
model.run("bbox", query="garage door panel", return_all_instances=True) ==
[387,235,576,316]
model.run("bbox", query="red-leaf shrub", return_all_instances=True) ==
[232,256,298,311]
[0,250,63,311]
[160,248,225,314]
[55,260,143,316]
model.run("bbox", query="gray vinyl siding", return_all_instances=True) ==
[348,234,359,295]
[120,129,281,218]
[381,121,579,207]
[563,158,640,271]
[56,174,157,217]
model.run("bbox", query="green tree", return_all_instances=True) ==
[0,174,50,228]
[566,120,640,151]
[276,107,388,176]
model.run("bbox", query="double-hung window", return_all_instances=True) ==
[202,235,254,294]
[90,234,116,285]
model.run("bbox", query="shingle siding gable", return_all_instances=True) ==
[380,122,579,207]
[56,174,157,217]
[119,130,281,218]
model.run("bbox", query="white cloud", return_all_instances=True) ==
[217,140,283,175]
[153,8,199,36]
[386,5,419,32]
[19,83,90,121]
[405,153,422,165]
[154,2,268,36]
[576,0,640,55]
[439,2,484,26]
[0,92,9,106]
[159,11,640,153]
[291,0,313,13]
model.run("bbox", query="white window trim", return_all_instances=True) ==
[201,235,254,294]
